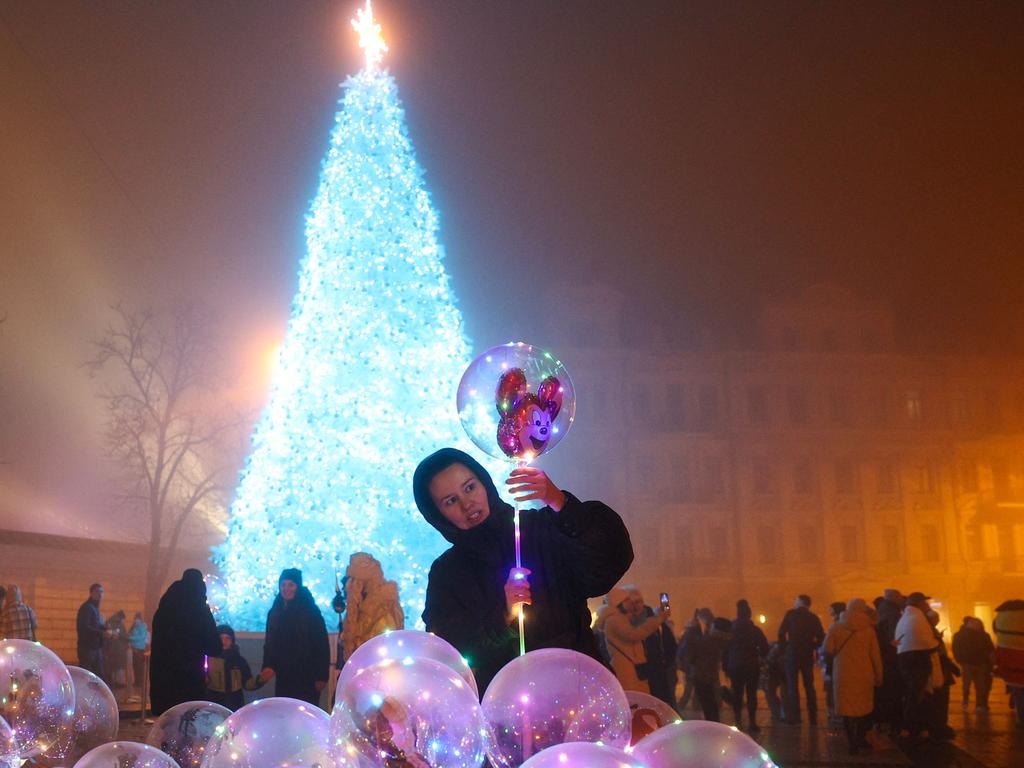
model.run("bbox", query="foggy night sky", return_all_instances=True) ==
[1,1,1022,541]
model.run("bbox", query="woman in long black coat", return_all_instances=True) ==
[413,448,634,695]
[260,568,330,706]
[150,569,221,716]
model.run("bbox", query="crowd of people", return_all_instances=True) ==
[4,449,1022,753]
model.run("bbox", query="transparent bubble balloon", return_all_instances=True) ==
[200,698,330,768]
[520,742,645,768]
[34,666,119,767]
[631,721,778,768]
[330,657,486,768]
[337,630,478,698]
[145,701,232,768]
[457,342,576,463]
[624,691,679,745]
[482,648,630,768]
[1,715,17,768]
[73,741,182,768]
[0,640,75,759]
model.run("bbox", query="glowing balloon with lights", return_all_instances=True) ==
[457,342,575,464]
[200,698,330,768]
[73,742,182,768]
[336,629,478,697]
[145,701,231,768]
[0,640,75,761]
[330,657,486,768]
[520,742,644,768]
[35,666,118,767]
[631,721,778,768]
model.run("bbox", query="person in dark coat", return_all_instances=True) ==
[642,602,679,711]
[150,569,221,716]
[260,568,330,707]
[413,448,633,696]
[952,616,995,710]
[778,594,825,724]
[76,583,106,679]
[206,625,260,711]
[725,599,769,733]
[679,609,730,722]
[874,589,906,734]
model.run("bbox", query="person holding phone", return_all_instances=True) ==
[413,448,633,696]
[604,585,671,695]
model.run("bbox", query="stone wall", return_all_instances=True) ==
[0,529,211,663]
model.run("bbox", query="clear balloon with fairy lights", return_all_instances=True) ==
[330,656,486,768]
[35,666,118,767]
[520,742,645,768]
[145,701,231,768]
[0,639,75,761]
[482,648,630,768]
[336,629,478,698]
[1,715,17,768]
[73,741,182,768]
[631,721,778,768]
[457,342,575,464]
[199,698,331,768]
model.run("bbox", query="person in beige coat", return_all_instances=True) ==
[602,585,669,694]
[341,552,405,662]
[824,598,883,755]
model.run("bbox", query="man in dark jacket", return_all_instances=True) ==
[413,448,633,695]
[642,602,679,711]
[150,569,221,716]
[952,616,995,710]
[261,568,330,707]
[778,594,825,724]
[76,583,106,678]
[679,612,730,722]
[726,599,769,733]
[874,588,906,733]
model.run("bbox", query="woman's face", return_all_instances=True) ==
[428,463,490,530]
[280,579,298,601]
[220,633,233,651]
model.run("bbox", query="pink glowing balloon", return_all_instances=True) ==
[0,639,75,760]
[73,742,182,768]
[624,691,679,745]
[520,742,644,768]
[631,721,778,768]
[145,701,231,768]
[35,666,119,767]
[482,648,630,768]
[331,656,486,768]
[337,630,478,697]
[200,698,330,768]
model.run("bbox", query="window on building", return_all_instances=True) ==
[984,390,1002,426]
[951,391,971,423]
[788,386,809,424]
[908,462,935,493]
[877,460,898,494]
[672,455,693,502]
[840,526,860,562]
[794,458,815,495]
[798,525,819,563]
[905,390,923,421]
[665,382,686,428]
[707,525,730,562]
[873,388,890,425]
[675,525,694,575]
[753,460,776,495]
[698,386,719,430]
[757,525,780,564]
[704,457,725,499]
[882,525,901,562]
[921,524,941,561]
[632,384,651,422]
[835,458,858,495]
[992,458,1010,498]
[829,387,851,425]
[748,386,767,424]
[959,461,979,493]
[821,327,839,352]
[860,328,880,352]
[782,327,800,351]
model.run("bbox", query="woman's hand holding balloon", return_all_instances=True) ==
[504,567,532,624]
[506,467,566,511]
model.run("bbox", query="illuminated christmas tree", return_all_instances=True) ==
[216,2,475,630]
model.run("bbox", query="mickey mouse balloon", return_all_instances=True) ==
[457,342,575,462]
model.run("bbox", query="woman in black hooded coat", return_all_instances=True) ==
[149,568,221,716]
[413,448,634,695]
[260,568,330,706]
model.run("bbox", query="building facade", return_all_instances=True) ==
[543,284,1024,634]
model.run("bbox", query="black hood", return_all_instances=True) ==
[413,448,515,560]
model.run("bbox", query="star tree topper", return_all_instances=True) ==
[352,0,388,70]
